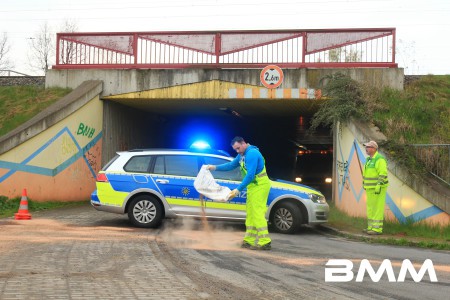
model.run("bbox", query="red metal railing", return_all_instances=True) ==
[54,28,397,69]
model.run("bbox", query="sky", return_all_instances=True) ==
[0,0,449,75]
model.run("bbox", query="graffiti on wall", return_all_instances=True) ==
[77,122,96,138]
[85,143,100,173]
[336,159,350,191]
[0,126,102,183]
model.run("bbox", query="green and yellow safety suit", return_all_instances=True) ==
[216,145,271,246]
[363,151,389,233]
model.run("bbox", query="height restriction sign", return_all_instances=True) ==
[260,65,284,89]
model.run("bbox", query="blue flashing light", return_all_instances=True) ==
[174,117,232,151]
[190,140,211,150]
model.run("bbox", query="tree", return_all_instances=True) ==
[27,22,54,75]
[344,48,361,62]
[0,32,14,74]
[328,48,342,62]
[397,39,418,75]
[328,47,361,62]
[59,19,79,64]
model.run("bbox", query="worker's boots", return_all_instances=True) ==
[250,242,271,251]
[241,242,252,249]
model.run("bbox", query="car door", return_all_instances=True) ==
[200,156,246,219]
[151,154,202,216]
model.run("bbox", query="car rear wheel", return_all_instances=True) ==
[270,202,302,234]
[128,195,163,228]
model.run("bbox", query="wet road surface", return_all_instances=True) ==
[0,204,448,299]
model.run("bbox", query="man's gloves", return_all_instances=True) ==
[228,189,239,200]
[374,185,381,194]
[205,165,216,171]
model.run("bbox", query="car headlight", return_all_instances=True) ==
[309,193,327,204]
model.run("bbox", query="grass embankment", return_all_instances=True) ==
[369,75,450,144]
[326,202,450,250]
[0,85,72,137]
[0,196,87,218]
[365,75,450,178]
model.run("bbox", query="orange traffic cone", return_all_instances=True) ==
[14,188,32,220]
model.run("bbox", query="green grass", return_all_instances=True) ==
[365,75,450,181]
[0,86,72,137]
[327,202,367,229]
[369,75,450,144]
[0,195,87,218]
[327,202,450,250]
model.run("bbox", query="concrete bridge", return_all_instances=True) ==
[0,29,448,227]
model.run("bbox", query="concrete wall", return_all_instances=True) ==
[0,81,103,201]
[46,68,404,96]
[334,120,449,226]
[101,101,161,165]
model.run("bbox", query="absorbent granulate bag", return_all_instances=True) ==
[194,165,231,202]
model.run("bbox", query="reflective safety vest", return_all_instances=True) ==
[239,156,270,187]
[363,152,389,189]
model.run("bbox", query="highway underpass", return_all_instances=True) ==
[5,27,442,227]
[101,88,334,198]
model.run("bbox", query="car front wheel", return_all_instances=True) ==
[270,202,303,234]
[128,195,163,228]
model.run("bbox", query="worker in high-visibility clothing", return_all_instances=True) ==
[362,140,389,235]
[206,136,272,250]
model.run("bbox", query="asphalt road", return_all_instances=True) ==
[0,204,448,300]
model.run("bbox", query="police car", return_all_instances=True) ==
[91,148,329,234]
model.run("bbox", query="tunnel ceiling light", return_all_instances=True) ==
[231,110,243,118]
[219,107,244,119]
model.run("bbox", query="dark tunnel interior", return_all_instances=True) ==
[155,114,333,198]
[104,101,333,199]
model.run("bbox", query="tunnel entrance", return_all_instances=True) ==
[102,80,333,198]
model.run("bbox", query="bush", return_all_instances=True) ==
[310,72,366,131]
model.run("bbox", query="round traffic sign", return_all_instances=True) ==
[260,65,284,89]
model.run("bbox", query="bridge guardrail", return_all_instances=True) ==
[54,28,397,69]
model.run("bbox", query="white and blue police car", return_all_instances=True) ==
[91,148,329,234]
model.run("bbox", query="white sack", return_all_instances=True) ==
[194,165,231,202]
